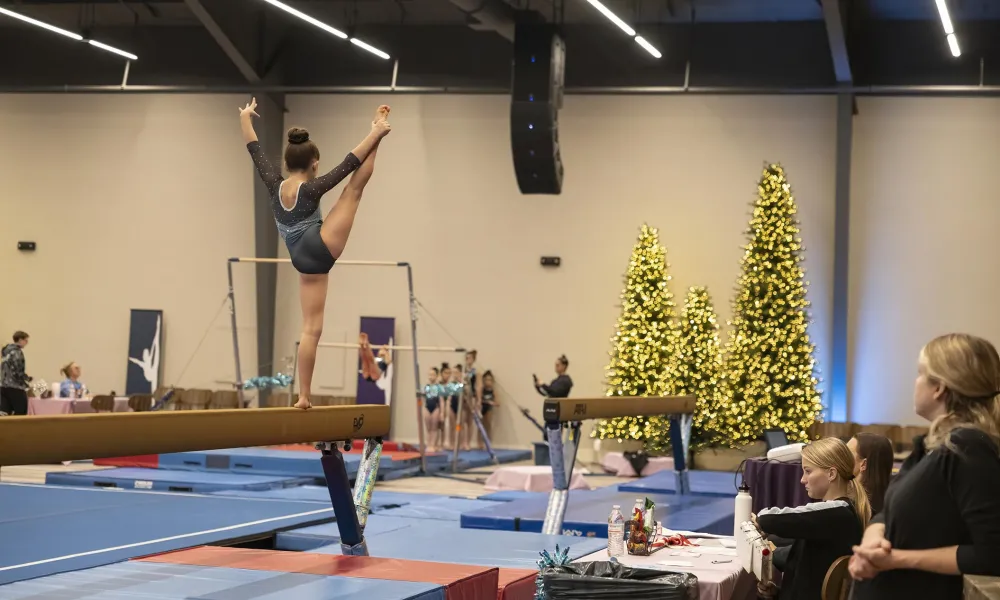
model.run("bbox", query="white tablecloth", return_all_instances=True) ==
[484,465,592,492]
[28,396,131,415]
[602,451,676,476]
[575,537,755,600]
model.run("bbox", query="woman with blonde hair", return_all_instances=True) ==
[850,333,1000,599]
[755,437,869,600]
[58,362,86,398]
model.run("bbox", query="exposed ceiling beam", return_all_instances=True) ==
[820,0,851,83]
[183,0,260,82]
[447,0,514,41]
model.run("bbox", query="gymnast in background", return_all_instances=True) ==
[480,370,498,449]
[423,366,443,452]
[240,98,391,410]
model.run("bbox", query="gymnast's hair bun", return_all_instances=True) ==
[287,127,310,144]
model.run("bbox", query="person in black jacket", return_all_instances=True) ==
[0,331,31,416]
[850,333,1000,600]
[756,436,871,600]
[534,355,573,398]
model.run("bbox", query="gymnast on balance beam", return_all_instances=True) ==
[240,98,392,410]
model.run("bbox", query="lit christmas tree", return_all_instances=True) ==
[594,224,678,443]
[717,164,822,446]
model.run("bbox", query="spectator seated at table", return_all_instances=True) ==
[58,362,87,398]
[754,437,870,600]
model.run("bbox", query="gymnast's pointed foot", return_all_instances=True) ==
[294,397,312,410]
[375,104,390,122]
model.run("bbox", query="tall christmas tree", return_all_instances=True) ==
[594,224,678,443]
[717,164,822,446]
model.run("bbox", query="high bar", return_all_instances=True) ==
[229,258,405,267]
[315,342,466,353]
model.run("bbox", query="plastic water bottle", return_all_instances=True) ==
[608,505,625,557]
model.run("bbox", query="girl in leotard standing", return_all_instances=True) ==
[480,370,498,449]
[240,98,391,409]
[423,366,442,451]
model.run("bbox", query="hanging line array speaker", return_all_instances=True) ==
[510,20,565,195]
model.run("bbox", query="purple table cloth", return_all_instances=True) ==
[743,457,811,513]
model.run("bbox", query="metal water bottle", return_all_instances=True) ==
[735,481,753,534]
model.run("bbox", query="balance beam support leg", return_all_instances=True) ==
[352,437,383,530]
[669,415,691,495]
[542,422,581,535]
[319,443,369,556]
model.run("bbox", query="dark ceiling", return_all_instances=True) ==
[1,0,999,91]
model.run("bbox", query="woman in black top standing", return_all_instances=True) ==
[480,370,498,449]
[850,333,1000,600]
[756,437,870,600]
[534,355,573,398]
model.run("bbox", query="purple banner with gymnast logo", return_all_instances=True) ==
[357,316,395,407]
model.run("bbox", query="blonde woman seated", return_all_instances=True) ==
[850,333,1000,600]
[754,437,870,600]
[58,362,87,398]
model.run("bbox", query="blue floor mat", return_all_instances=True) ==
[309,520,607,569]
[477,490,546,502]
[376,497,504,521]
[276,515,461,551]
[617,469,736,497]
[45,467,308,493]
[460,487,734,537]
[425,448,532,470]
[157,448,396,480]
[0,483,332,585]
[208,486,439,512]
[0,561,445,600]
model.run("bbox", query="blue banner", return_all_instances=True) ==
[357,316,395,407]
[126,309,163,395]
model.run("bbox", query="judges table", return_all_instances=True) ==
[574,537,755,600]
[28,397,131,415]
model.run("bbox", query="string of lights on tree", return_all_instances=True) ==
[712,164,823,445]
[648,286,724,452]
[594,224,679,442]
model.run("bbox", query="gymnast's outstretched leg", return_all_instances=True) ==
[319,107,388,259]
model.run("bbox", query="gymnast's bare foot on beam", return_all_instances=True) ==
[294,396,312,410]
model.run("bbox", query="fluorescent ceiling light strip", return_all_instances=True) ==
[0,6,82,40]
[350,38,390,60]
[260,0,348,39]
[583,0,635,36]
[0,6,137,59]
[947,33,961,57]
[935,0,954,34]
[88,40,138,61]
[634,36,661,59]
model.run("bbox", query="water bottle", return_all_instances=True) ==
[607,505,625,557]
[735,482,753,534]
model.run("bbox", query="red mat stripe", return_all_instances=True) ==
[495,569,537,600]
[93,455,159,468]
[138,546,498,600]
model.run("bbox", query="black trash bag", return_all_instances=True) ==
[539,560,699,600]
[623,450,649,475]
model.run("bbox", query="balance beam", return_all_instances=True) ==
[543,395,696,423]
[0,405,390,466]
[539,395,697,535]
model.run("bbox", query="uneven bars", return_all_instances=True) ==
[0,405,390,466]
[316,342,466,353]
[229,257,403,267]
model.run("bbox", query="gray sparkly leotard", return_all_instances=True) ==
[247,141,361,274]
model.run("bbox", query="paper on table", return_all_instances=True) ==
[659,560,695,568]
[694,546,738,556]
[719,538,737,548]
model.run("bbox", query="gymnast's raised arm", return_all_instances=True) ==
[239,97,283,195]
[305,111,390,198]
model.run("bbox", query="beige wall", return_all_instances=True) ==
[849,97,1000,426]
[0,94,257,398]
[277,94,839,447]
